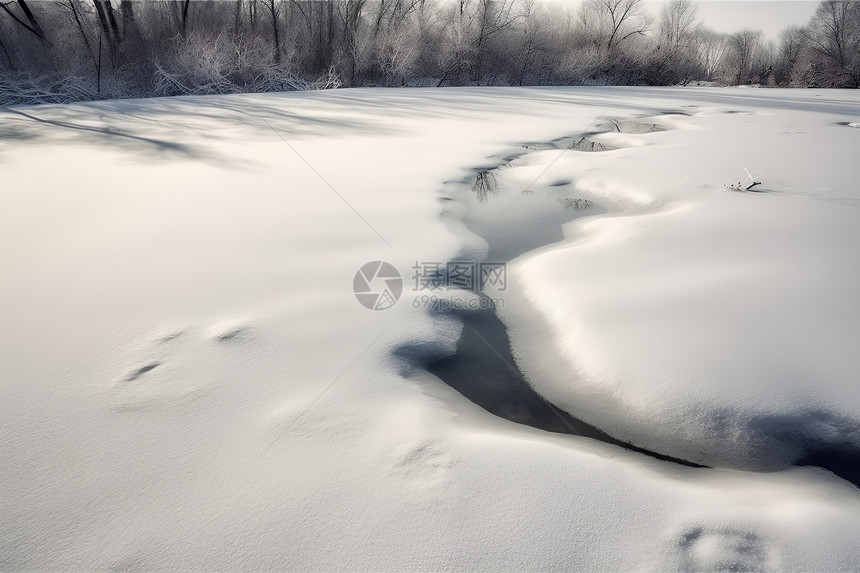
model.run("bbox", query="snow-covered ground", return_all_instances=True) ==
[2,87,859,571]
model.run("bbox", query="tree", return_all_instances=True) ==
[3,0,834,103]
[659,0,697,51]
[727,28,763,84]
[514,0,538,85]
[0,0,47,41]
[471,0,519,82]
[773,25,807,85]
[92,0,117,53]
[0,26,13,68]
[436,0,520,86]
[804,0,860,86]
[591,0,650,52]
[180,0,191,38]
[650,0,700,84]
[260,0,281,63]
[58,0,94,58]
[691,28,726,81]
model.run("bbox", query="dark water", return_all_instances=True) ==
[428,307,593,435]
[427,306,705,467]
[798,447,860,487]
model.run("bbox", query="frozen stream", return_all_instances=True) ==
[423,142,705,468]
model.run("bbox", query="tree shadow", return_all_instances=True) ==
[0,86,680,167]
[0,92,406,166]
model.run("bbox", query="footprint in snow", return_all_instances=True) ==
[111,319,256,409]
[123,361,161,382]
[206,318,255,344]
[212,326,250,343]
[656,109,695,116]
[119,327,188,383]
[155,329,185,344]
[662,524,777,572]
[550,178,573,187]
[386,440,454,491]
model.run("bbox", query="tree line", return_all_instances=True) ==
[0,0,858,105]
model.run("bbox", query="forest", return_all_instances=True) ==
[1,0,858,105]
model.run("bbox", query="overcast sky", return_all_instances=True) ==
[677,1,818,39]
[542,0,820,41]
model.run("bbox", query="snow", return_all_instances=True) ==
[495,92,860,471]
[2,87,860,570]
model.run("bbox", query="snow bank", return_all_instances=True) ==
[495,90,860,472]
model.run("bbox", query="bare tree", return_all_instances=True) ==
[648,0,700,83]
[4,0,835,105]
[58,0,95,59]
[515,0,538,85]
[659,0,697,50]
[260,0,281,62]
[727,28,763,84]
[436,0,520,86]
[591,0,649,52]
[695,28,726,81]
[104,0,121,43]
[15,0,44,36]
[471,0,518,82]
[341,0,367,83]
[0,26,14,68]
[92,0,116,53]
[0,0,47,40]
[805,0,860,86]
[774,25,807,85]
[180,0,191,37]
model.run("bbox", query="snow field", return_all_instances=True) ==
[2,88,860,570]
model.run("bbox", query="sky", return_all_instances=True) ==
[681,1,818,39]
[543,0,820,41]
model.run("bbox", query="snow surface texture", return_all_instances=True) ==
[2,88,860,571]
[493,93,860,473]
